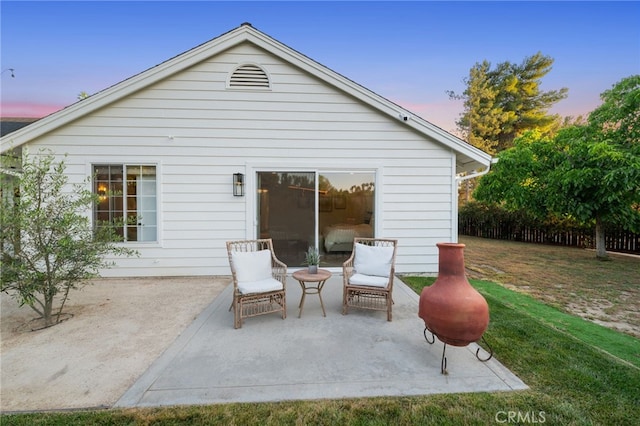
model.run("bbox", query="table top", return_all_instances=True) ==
[292,268,332,282]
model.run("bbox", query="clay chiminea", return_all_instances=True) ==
[419,243,491,373]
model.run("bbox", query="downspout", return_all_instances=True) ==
[452,158,498,241]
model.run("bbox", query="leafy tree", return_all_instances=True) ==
[474,75,640,259]
[449,52,568,154]
[588,74,640,149]
[1,150,137,327]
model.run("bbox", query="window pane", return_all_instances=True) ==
[257,172,315,266]
[128,165,157,242]
[140,165,156,177]
[319,172,375,266]
[110,166,123,182]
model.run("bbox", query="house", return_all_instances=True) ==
[1,118,38,137]
[0,23,491,277]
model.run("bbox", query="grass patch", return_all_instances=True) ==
[403,276,640,369]
[3,276,639,425]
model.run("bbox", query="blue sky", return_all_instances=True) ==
[1,1,639,133]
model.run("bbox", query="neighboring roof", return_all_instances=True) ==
[0,23,491,173]
[1,117,38,137]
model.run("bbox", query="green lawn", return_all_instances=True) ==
[3,276,639,425]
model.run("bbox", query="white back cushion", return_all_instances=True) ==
[354,243,394,277]
[232,249,272,283]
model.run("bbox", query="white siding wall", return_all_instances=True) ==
[27,44,454,277]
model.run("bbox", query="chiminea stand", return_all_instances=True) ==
[423,327,494,375]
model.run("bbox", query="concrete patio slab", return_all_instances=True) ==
[116,275,527,407]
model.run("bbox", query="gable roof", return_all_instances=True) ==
[0,117,38,137]
[0,23,491,173]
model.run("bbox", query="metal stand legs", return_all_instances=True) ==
[475,335,494,362]
[423,327,494,375]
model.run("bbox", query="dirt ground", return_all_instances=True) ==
[459,236,640,339]
[0,276,228,413]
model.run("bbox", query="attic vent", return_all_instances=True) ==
[229,64,270,88]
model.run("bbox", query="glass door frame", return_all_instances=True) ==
[245,163,381,270]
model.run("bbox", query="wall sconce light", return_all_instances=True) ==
[233,173,245,196]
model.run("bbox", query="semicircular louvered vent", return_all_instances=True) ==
[229,64,270,88]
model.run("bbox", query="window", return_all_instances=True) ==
[94,164,157,242]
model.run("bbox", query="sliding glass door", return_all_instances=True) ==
[257,170,375,267]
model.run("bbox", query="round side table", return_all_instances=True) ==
[292,269,332,318]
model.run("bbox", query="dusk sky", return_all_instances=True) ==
[1,1,639,134]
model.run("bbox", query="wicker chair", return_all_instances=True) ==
[226,239,287,329]
[342,238,398,321]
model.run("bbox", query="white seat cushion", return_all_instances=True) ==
[232,249,273,283]
[349,273,389,288]
[238,278,284,294]
[353,243,394,277]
